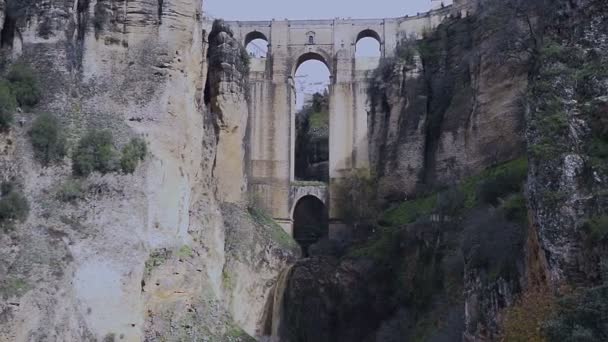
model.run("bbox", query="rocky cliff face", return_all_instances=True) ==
[0,1,297,341]
[526,0,608,289]
[368,14,527,202]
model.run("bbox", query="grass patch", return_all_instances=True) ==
[248,206,298,249]
[56,179,86,203]
[460,157,528,209]
[348,226,401,262]
[177,245,193,259]
[144,249,171,278]
[0,277,29,299]
[308,110,329,130]
[381,195,437,227]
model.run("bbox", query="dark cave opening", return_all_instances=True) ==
[293,195,328,257]
[0,15,16,48]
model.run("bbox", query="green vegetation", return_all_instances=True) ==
[120,137,147,174]
[380,158,528,227]
[224,323,256,342]
[0,182,29,231]
[56,179,85,203]
[72,130,117,176]
[381,195,437,227]
[144,249,171,278]
[460,157,528,209]
[501,193,528,224]
[177,245,194,259]
[0,80,17,131]
[348,226,401,262]
[29,113,66,165]
[583,215,608,243]
[0,62,40,132]
[335,169,378,228]
[7,63,41,108]
[544,286,608,342]
[0,277,29,299]
[248,206,298,249]
[503,288,556,342]
[222,268,235,291]
[73,131,146,177]
[308,109,328,130]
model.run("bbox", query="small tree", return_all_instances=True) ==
[7,63,41,108]
[335,169,379,230]
[0,80,16,132]
[72,130,118,177]
[0,182,29,231]
[29,113,66,165]
[120,137,147,174]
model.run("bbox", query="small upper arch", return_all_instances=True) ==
[245,31,269,58]
[293,51,332,77]
[356,29,382,44]
[244,30,268,47]
[355,29,382,58]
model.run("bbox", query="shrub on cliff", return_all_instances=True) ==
[335,169,379,230]
[29,113,66,165]
[120,137,147,174]
[544,286,608,342]
[72,130,118,176]
[56,179,85,203]
[0,81,16,132]
[462,208,524,281]
[0,182,29,231]
[476,158,528,206]
[7,63,41,108]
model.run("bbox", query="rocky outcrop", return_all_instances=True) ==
[0,1,296,341]
[368,14,527,201]
[526,0,608,289]
[206,20,250,204]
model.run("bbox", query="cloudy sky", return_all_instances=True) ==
[205,0,449,20]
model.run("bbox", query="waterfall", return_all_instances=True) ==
[258,265,294,342]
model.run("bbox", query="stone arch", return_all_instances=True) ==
[356,29,382,44]
[355,29,383,58]
[292,51,333,78]
[244,30,268,47]
[291,195,329,256]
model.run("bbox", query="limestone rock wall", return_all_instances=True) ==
[206,20,250,205]
[526,0,608,289]
[0,1,296,341]
[368,15,527,201]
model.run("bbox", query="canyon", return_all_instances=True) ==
[0,0,606,341]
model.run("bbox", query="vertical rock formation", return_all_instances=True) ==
[368,15,527,201]
[0,1,297,341]
[527,0,608,289]
[206,20,250,204]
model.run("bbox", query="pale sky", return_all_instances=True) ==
[205,0,448,20]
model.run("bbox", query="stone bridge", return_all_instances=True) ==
[224,4,467,236]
